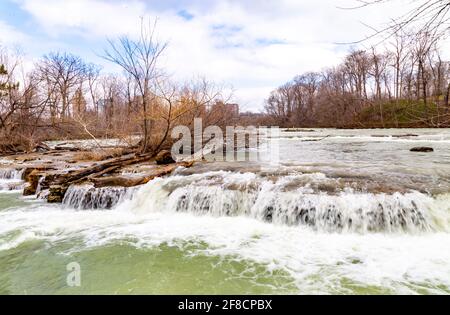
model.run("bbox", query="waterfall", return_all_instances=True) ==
[62,184,137,210]
[0,168,25,191]
[120,172,449,233]
[0,169,24,180]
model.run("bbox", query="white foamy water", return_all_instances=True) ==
[0,168,23,180]
[120,172,450,233]
[0,168,24,192]
[63,184,137,210]
[0,202,449,294]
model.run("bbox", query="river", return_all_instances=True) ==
[1,128,449,294]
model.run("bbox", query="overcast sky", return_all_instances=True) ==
[0,0,439,111]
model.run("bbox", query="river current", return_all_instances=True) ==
[0,128,449,294]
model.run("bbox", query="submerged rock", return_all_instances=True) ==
[410,147,434,153]
[155,150,175,165]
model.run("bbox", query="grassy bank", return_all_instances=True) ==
[355,100,450,128]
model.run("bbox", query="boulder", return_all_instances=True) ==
[155,150,175,165]
[410,147,434,153]
[23,183,36,196]
[47,185,67,203]
[22,166,53,181]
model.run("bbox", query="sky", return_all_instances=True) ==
[0,0,437,112]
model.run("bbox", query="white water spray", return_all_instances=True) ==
[116,172,449,233]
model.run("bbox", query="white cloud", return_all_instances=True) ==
[0,20,28,47]
[8,0,434,110]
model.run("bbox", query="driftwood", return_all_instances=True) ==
[17,148,195,204]
[52,154,153,186]
[0,143,26,155]
[33,142,51,153]
[54,145,81,152]
[44,153,154,203]
[91,161,194,188]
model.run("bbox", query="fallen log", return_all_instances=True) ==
[90,161,194,188]
[43,153,154,203]
[52,153,152,186]
[33,142,51,153]
[0,143,26,155]
[54,145,81,152]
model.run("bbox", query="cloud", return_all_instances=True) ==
[7,0,429,111]
[0,20,29,47]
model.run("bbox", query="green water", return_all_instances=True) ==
[0,193,298,295]
[1,192,449,295]
[0,193,28,211]
[0,240,297,295]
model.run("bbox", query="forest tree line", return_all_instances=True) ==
[265,30,450,128]
[2,4,450,157]
[0,22,236,155]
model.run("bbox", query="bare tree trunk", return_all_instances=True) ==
[420,60,428,108]
[445,83,450,107]
[142,97,149,153]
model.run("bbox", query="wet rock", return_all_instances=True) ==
[21,166,55,196]
[155,150,175,165]
[22,166,53,181]
[23,170,43,196]
[410,147,434,153]
[48,185,67,203]
[91,176,140,188]
[23,183,36,196]
[392,134,418,138]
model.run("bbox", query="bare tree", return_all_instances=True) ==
[348,0,450,43]
[103,18,167,153]
[86,63,102,117]
[265,35,450,128]
[0,48,58,151]
[37,52,89,120]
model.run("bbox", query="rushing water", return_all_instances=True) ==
[1,128,450,295]
[0,169,24,192]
